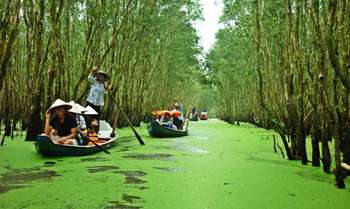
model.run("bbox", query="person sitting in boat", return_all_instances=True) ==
[171,110,183,130]
[83,106,99,132]
[68,101,89,145]
[83,106,102,145]
[151,110,163,122]
[44,99,78,145]
[159,111,177,129]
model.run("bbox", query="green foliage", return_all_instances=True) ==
[0,0,204,127]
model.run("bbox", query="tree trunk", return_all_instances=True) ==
[311,128,321,167]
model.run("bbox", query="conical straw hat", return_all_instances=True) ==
[84,106,98,115]
[68,101,86,114]
[98,70,109,78]
[47,99,72,113]
[75,103,86,113]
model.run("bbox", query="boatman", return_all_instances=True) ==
[173,98,185,129]
[86,66,109,122]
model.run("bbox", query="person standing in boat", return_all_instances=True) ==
[191,106,196,117]
[44,99,78,145]
[86,66,109,121]
[172,98,184,129]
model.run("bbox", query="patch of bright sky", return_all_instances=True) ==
[193,0,224,54]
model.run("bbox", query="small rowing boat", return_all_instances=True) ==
[35,121,116,156]
[147,120,188,138]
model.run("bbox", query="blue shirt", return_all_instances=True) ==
[87,73,105,106]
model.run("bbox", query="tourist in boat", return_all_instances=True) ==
[44,99,78,145]
[86,66,109,121]
[151,110,163,122]
[82,106,103,145]
[68,101,89,145]
[160,111,177,129]
[171,110,183,130]
[83,106,99,133]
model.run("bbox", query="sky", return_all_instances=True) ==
[193,0,224,54]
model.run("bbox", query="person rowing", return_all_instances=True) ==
[86,66,109,131]
[172,98,184,129]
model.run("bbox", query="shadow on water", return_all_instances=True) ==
[0,167,60,193]
[81,157,109,162]
[122,193,143,204]
[105,193,144,209]
[122,153,174,161]
[105,201,142,209]
[87,166,119,173]
[114,171,147,185]
[248,155,302,168]
[43,161,57,167]
[295,170,334,184]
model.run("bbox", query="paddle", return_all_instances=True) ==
[97,75,145,145]
[78,131,111,154]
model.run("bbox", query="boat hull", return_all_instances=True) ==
[35,120,116,156]
[148,120,188,138]
[35,135,116,156]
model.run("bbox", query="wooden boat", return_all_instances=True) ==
[35,121,116,156]
[200,112,208,120]
[148,120,188,138]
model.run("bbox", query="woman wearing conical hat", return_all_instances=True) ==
[44,99,78,145]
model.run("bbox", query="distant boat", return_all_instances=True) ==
[200,112,208,120]
[148,120,188,138]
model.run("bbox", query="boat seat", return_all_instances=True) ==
[98,120,114,139]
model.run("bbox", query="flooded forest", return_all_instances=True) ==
[0,0,350,208]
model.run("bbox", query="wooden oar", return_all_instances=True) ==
[78,131,111,154]
[100,81,145,145]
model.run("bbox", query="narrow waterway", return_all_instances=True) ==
[0,119,349,209]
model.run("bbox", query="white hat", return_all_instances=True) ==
[84,106,98,115]
[75,103,86,113]
[47,99,72,113]
[68,101,86,114]
[98,70,109,78]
